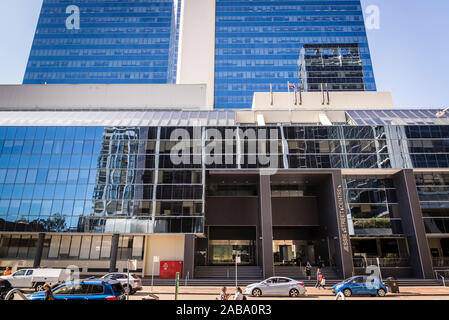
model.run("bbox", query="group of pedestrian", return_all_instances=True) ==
[304,261,326,289]
[219,287,246,300]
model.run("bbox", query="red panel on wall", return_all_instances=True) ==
[159,261,183,278]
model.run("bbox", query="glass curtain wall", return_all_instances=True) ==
[215,0,376,109]
[24,0,175,84]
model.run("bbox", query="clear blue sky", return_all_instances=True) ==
[0,0,447,109]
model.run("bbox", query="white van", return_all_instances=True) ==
[0,268,71,291]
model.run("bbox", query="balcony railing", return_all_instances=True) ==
[353,257,410,268]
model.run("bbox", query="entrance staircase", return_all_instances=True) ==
[194,266,263,279]
[274,266,340,280]
[142,277,444,287]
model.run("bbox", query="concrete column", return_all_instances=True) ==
[33,233,45,268]
[183,234,195,279]
[393,169,434,279]
[259,174,274,278]
[177,0,216,108]
[109,234,120,273]
[329,171,354,279]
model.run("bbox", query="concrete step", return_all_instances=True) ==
[274,266,340,279]
[142,278,342,287]
[194,266,263,279]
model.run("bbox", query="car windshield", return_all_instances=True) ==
[13,270,26,276]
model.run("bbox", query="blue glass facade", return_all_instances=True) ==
[1,121,449,235]
[214,0,376,109]
[23,0,178,84]
[0,126,204,234]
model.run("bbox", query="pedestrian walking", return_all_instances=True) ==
[305,261,312,280]
[234,287,244,300]
[43,284,54,301]
[315,268,322,288]
[220,286,230,300]
[320,275,326,290]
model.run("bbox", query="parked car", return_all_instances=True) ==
[26,279,126,300]
[245,277,306,297]
[101,273,142,294]
[332,276,388,297]
[0,268,69,292]
[0,279,14,300]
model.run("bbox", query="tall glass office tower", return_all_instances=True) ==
[214,0,377,109]
[23,0,376,107]
[23,0,179,84]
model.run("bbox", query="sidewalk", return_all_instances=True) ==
[131,285,449,300]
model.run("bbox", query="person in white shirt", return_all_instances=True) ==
[234,287,244,300]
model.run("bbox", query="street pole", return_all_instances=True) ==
[235,258,237,287]
[175,272,180,300]
[151,261,154,292]
[127,259,130,300]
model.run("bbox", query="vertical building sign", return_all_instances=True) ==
[336,184,350,253]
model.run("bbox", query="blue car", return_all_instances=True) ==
[332,276,388,297]
[27,278,125,301]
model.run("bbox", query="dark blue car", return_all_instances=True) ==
[332,276,388,297]
[27,278,125,301]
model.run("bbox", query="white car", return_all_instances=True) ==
[0,268,69,292]
[101,273,142,294]
[245,277,306,297]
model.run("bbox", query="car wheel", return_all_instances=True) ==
[252,288,262,297]
[377,289,386,297]
[289,289,299,297]
[343,288,352,297]
[35,283,45,292]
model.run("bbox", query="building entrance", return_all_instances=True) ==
[273,240,321,266]
[208,240,256,265]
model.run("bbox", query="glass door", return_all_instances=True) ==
[207,240,255,265]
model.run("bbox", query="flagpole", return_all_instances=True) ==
[321,83,325,105]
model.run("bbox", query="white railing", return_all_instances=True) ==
[434,270,449,287]
[353,257,410,268]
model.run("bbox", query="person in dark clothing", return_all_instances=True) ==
[305,261,312,280]
[316,256,323,268]
[43,284,54,301]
